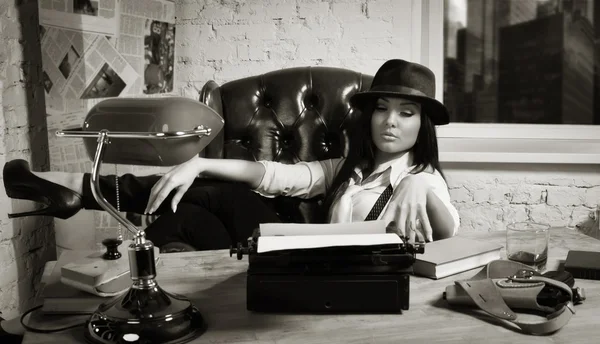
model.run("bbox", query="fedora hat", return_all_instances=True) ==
[350,59,450,125]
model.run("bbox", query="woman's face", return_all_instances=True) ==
[370,96,422,160]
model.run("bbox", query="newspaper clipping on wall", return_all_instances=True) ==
[39,0,176,104]
[38,0,176,237]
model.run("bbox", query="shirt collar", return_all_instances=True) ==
[352,151,414,186]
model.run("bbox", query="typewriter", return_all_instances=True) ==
[230,223,424,314]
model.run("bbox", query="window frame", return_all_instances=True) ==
[419,0,600,164]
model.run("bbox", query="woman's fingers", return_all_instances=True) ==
[396,203,409,237]
[405,204,418,241]
[170,184,190,214]
[145,176,173,214]
[417,204,434,242]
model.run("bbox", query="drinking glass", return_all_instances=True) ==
[506,222,550,271]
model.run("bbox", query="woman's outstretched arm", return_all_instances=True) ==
[144,156,266,214]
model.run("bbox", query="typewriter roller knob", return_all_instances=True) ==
[230,242,245,260]
[413,242,425,254]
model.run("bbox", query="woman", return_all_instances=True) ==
[1,59,460,341]
[3,59,459,248]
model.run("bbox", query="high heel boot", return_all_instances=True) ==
[3,159,82,219]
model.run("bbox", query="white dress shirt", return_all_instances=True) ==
[253,153,460,235]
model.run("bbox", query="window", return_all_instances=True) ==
[444,0,599,125]
[417,0,600,163]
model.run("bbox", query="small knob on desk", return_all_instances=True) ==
[102,238,123,260]
[229,242,246,260]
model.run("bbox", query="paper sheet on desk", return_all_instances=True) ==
[257,220,402,253]
[259,220,387,236]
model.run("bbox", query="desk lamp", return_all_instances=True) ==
[56,97,224,344]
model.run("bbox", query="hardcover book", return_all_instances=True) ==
[412,236,502,279]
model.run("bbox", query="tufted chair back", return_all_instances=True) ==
[199,66,373,223]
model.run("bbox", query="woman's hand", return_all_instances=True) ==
[381,173,434,242]
[144,157,203,214]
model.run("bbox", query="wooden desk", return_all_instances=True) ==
[23,227,600,344]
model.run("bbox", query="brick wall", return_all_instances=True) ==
[444,163,600,232]
[174,0,418,98]
[0,0,56,317]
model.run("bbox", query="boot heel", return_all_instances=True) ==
[8,207,54,219]
[3,159,83,220]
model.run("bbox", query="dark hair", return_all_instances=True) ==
[320,99,445,222]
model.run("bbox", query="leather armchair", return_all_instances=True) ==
[198,66,373,224]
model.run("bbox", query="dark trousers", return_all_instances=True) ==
[81,174,282,250]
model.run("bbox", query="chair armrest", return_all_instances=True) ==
[199,80,224,159]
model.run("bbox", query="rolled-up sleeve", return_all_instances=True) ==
[253,158,344,199]
[423,172,461,235]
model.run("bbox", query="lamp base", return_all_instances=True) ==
[84,283,206,344]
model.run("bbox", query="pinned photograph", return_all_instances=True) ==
[81,62,126,99]
[58,46,81,79]
[73,0,99,16]
[143,19,175,94]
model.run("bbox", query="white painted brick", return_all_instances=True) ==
[473,187,509,204]
[298,1,330,18]
[263,1,298,19]
[456,205,504,232]
[248,43,267,61]
[267,40,300,60]
[584,186,600,207]
[214,62,267,83]
[0,263,18,290]
[510,185,547,204]
[175,63,216,83]
[203,41,236,61]
[198,4,236,24]
[0,243,15,270]
[502,205,529,225]
[351,38,394,59]
[237,43,250,60]
[278,23,315,43]
[546,187,585,207]
[296,41,328,60]
[570,206,595,227]
[246,23,278,40]
[215,24,249,40]
[578,175,600,187]
[175,4,202,21]
[449,187,471,203]
[331,1,365,19]
[3,106,29,128]
[3,83,28,110]
[5,63,23,87]
[5,129,31,152]
[305,17,343,39]
[529,204,570,226]
[342,19,393,39]
[176,24,215,46]
[367,0,395,20]
[180,84,203,100]
[237,2,268,22]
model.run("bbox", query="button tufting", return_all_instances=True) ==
[280,132,294,147]
[304,94,319,109]
[263,94,273,108]
[240,136,252,148]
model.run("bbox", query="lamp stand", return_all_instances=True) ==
[84,237,206,344]
[58,128,211,344]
